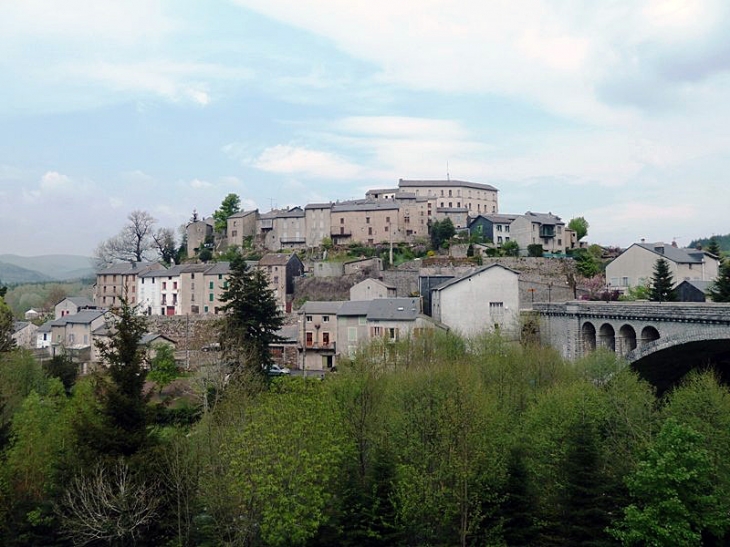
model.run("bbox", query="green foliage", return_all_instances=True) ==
[648,258,678,302]
[708,259,730,302]
[198,248,212,263]
[0,296,15,352]
[148,344,180,395]
[619,282,651,301]
[429,218,456,250]
[212,193,241,233]
[4,281,92,318]
[501,240,520,257]
[707,236,722,257]
[610,418,730,545]
[573,247,602,278]
[0,350,47,421]
[93,300,150,457]
[689,233,729,255]
[42,354,78,395]
[219,255,284,372]
[527,243,544,257]
[568,216,590,241]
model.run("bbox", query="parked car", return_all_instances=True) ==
[267,364,291,376]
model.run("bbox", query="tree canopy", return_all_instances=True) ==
[213,193,241,233]
[429,218,456,250]
[568,216,589,241]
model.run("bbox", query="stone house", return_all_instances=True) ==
[304,203,333,248]
[49,309,110,359]
[365,297,445,342]
[226,210,258,249]
[509,212,567,254]
[203,261,230,314]
[178,264,211,315]
[397,179,499,216]
[186,213,215,258]
[12,321,38,349]
[298,301,344,370]
[468,214,518,245]
[349,278,397,301]
[257,253,305,313]
[55,296,97,319]
[94,262,164,308]
[430,264,520,338]
[606,242,720,292]
[336,300,371,358]
[331,200,400,246]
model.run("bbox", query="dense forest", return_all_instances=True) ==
[1,325,730,546]
[689,234,730,254]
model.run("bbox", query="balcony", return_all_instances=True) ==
[539,226,556,238]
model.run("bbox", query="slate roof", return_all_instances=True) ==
[13,321,31,333]
[680,280,712,292]
[259,253,299,266]
[337,300,372,317]
[304,202,333,210]
[523,211,564,225]
[431,264,520,293]
[50,309,107,326]
[353,278,396,290]
[140,333,176,346]
[367,297,421,321]
[37,321,53,333]
[97,262,160,275]
[398,179,498,192]
[180,264,210,274]
[332,200,399,213]
[60,296,95,308]
[471,213,519,224]
[228,209,258,219]
[204,262,230,275]
[636,243,709,264]
[275,324,299,342]
[139,265,186,278]
[436,207,469,213]
[276,207,305,218]
[300,301,345,314]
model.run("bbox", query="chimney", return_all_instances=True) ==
[654,244,664,255]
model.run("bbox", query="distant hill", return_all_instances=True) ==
[0,262,52,284]
[688,234,730,254]
[0,254,94,283]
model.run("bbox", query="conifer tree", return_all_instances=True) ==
[648,258,677,302]
[93,299,150,457]
[708,260,730,302]
[219,255,284,373]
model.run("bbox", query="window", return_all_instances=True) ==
[358,316,367,325]
[497,225,503,232]
[173,282,178,289]
[306,315,313,322]
[371,326,382,337]
[448,189,452,197]
[386,216,390,223]
[162,281,167,290]
[306,332,313,347]
[340,218,344,224]
[218,274,223,280]
[209,281,214,289]
[366,217,370,224]
[232,230,237,237]
[388,327,398,341]
[204,306,209,313]
[622,276,629,287]
[322,332,330,346]
[209,293,214,302]
[368,227,373,235]
[385,225,389,232]
[348,327,357,342]
[323,315,329,322]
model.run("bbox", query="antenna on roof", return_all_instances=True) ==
[446,161,450,181]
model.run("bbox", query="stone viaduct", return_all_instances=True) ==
[532,301,730,391]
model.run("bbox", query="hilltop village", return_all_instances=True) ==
[14,177,723,375]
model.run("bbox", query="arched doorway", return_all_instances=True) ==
[618,324,637,356]
[598,323,616,352]
[582,322,596,353]
[641,326,660,346]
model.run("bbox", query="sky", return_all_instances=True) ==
[2,0,730,256]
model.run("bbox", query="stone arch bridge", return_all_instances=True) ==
[532,301,730,392]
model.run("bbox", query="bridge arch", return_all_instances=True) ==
[598,323,615,351]
[582,322,596,353]
[640,325,660,345]
[618,324,637,357]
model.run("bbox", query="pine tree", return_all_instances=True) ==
[648,258,677,302]
[708,260,730,302]
[219,255,284,374]
[93,299,150,457]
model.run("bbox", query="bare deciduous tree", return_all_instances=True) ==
[58,460,160,546]
[93,210,157,268]
[152,227,177,265]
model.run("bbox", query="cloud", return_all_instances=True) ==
[246,144,364,179]
[189,178,213,189]
[39,171,72,191]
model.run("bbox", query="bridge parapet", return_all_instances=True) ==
[533,301,730,324]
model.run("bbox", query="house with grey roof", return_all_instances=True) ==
[55,296,97,319]
[606,241,720,292]
[430,264,520,338]
[349,278,396,301]
[49,309,111,361]
[186,212,215,258]
[676,280,712,302]
[509,211,568,255]
[226,209,258,249]
[304,202,333,248]
[257,253,305,313]
[298,301,345,370]
[94,261,164,309]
